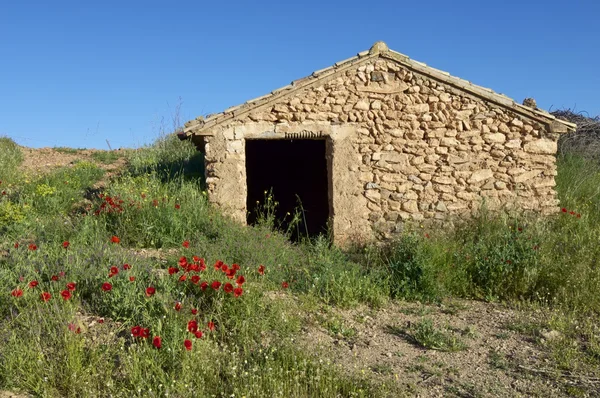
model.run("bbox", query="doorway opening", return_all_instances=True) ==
[245,139,329,241]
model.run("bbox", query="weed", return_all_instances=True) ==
[405,319,467,352]
[53,147,85,155]
[0,136,24,185]
[370,363,393,375]
[488,350,509,370]
[90,151,121,164]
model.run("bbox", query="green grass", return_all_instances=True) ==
[0,135,393,397]
[53,147,85,155]
[2,132,600,396]
[0,136,24,186]
[90,150,122,164]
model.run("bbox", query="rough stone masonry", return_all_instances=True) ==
[180,41,576,246]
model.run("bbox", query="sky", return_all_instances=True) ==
[1,0,599,149]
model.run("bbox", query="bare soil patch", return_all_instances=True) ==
[18,146,129,182]
[0,392,31,398]
[299,299,591,397]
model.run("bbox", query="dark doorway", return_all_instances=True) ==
[246,139,329,241]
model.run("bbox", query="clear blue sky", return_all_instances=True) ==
[1,0,599,149]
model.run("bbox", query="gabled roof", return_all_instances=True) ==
[181,41,576,137]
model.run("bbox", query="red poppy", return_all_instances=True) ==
[11,288,23,298]
[221,264,229,273]
[123,263,131,270]
[194,330,203,339]
[187,320,198,333]
[98,318,104,323]
[66,282,76,291]
[517,227,523,232]
[131,325,142,337]
[102,282,112,292]
[182,241,190,248]
[193,255,200,263]
[178,257,188,268]
[258,265,265,275]
[168,267,179,275]
[28,280,38,288]
[111,236,120,244]
[211,281,222,290]
[223,283,234,293]
[191,308,198,315]
[207,321,215,331]
[51,275,59,281]
[179,274,187,282]
[232,263,240,271]
[214,260,224,271]
[174,302,182,311]
[145,287,156,297]
[62,241,70,249]
[184,339,192,351]
[200,281,208,291]
[60,290,72,300]
[175,204,181,209]
[28,244,37,251]
[191,275,200,284]
[152,336,162,349]
[425,233,430,239]
[282,281,289,289]
[109,266,119,276]
[225,268,236,279]
[129,276,136,282]
[569,211,575,215]
[14,242,19,248]
[59,271,65,277]
[233,287,243,298]
[141,328,150,338]
[577,213,581,218]
[561,208,567,213]
[40,292,52,301]
[236,275,245,286]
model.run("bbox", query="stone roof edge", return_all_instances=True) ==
[182,42,576,137]
[379,50,576,132]
[182,50,379,136]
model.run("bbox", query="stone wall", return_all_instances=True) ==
[196,57,561,243]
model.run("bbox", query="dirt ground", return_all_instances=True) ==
[18,146,128,181]
[294,298,598,397]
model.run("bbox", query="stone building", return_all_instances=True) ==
[179,41,576,245]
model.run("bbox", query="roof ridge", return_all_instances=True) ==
[183,42,576,136]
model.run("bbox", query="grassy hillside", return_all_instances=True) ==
[1,132,600,396]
